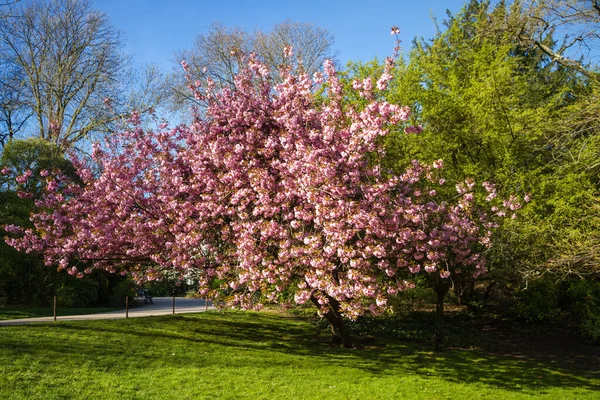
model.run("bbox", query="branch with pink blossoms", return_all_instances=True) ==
[3,30,523,341]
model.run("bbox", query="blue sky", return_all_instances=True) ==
[92,0,468,72]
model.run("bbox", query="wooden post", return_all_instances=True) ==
[53,296,57,321]
[205,298,208,312]
[126,296,129,318]
[172,296,175,314]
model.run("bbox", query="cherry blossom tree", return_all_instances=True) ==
[3,33,517,346]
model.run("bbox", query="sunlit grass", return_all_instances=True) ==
[0,311,597,399]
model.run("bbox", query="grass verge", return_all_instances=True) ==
[0,310,598,399]
[0,306,120,320]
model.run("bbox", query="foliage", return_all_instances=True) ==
[55,277,99,308]
[0,138,131,307]
[0,137,73,193]
[0,139,68,305]
[564,278,600,342]
[507,275,600,342]
[347,0,598,286]
[511,277,563,323]
[108,278,137,307]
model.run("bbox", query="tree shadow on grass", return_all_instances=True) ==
[1,311,598,394]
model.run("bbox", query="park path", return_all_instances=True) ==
[0,297,215,326]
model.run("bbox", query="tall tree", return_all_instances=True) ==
[0,0,165,148]
[171,20,337,108]
[373,0,594,291]
[4,50,515,346]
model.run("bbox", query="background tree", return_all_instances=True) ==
[0,63,30,147]
[0,1,19,19]
[0,0,159,307]
[342,0,594,304]
[171,20,337,108]
[337,0,600,340]
[511,0,600,80]
[0,0,166,148]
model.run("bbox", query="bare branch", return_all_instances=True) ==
[512,0,600,80]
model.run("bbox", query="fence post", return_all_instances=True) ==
[172,296,175,314]
[53,295,57,321]
[205,298,208,312]
[126,296,129,318]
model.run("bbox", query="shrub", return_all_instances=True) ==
[55,277,98,308]
[511,277,562,323]
[109,279,137,307]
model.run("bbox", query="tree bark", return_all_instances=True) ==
[311,295,354,348]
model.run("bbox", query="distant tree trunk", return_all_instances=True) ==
[311,295,354,348]
[482,281,496,304]
[433,282,449,350]
[455,279,474,306]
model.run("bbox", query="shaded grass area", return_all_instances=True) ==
[0,306,120,320]
[0,311,598,399]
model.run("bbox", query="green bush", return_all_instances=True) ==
[56,278,98,308]
[511,277,563,323]
[393,276,434,308]
[565,279,600,342]
[109,279,137,307]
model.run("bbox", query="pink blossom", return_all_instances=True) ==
[408,265,420,274]
[376,72,393,91]
[16,191,32,198]
[4,224,23,234]
[404,125,423,134]
[424,265,437,273]
[15,169,32,184]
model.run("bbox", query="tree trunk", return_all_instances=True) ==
[455,279,474,306]
[311,295,354,348]
[482,281,496,305]
[433,282,449,350]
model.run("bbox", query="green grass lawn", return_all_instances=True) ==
[0,306,120,320]
[0,311,598,399]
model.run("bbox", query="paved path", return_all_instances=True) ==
[0,297,215,326]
